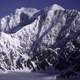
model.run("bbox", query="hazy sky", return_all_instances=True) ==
[0,0,80,18]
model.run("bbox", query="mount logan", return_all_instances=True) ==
[0,4,80,72]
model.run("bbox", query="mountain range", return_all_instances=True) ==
[0,4,80,72]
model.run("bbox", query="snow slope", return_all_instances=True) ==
[0,72,57,80]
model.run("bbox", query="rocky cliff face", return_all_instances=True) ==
[0,4,80,72]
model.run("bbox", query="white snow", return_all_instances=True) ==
[0,72,57,80]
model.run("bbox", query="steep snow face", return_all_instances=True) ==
[0,7,39,33]
[0,4,80,72]
[0,4,65,54]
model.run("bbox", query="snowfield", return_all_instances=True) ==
[0,71,80,80]
[0,72,56,80]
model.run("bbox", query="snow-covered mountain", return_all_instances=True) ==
[0,4,80,72]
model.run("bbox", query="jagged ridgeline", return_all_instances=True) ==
[0,4,80,77]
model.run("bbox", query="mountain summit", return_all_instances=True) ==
[0,4,80,72]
